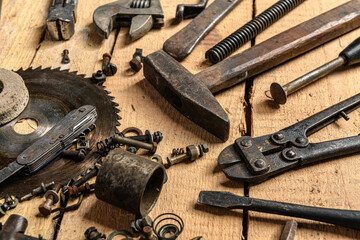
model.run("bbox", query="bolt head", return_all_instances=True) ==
[130,58,143,72]
[286,149,296,158]
[295,137,307,144]
[273,133,284,141]
[200,144,209,153]
[38,203,52,216]
[102,53,112,61]
[241,139,252,147]
[254,159,266,168]
[102,63,118,76]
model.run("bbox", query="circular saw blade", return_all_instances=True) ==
[0,67,120,197]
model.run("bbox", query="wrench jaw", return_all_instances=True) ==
[93,0,164,40]
[46,1,77,41]
[143,50,230,142]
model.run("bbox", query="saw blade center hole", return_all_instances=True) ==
[13,118,38,135]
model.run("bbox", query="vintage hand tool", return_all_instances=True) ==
[218,93,360,183]
[144,1,360,141]
[269,36,360,104]
[0,214,44,240]
[93,0,164,40]
[0,105,97,184]
[206,0,305,63]
[164,0,241,61]
[176,0,208,21]
[198,191,360,231]
[46,0,78,41]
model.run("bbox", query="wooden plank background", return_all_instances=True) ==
[0,0,360,239]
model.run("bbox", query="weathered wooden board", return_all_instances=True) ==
[56,0,250,239]
[249,0,360,239]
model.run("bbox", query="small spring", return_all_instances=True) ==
[96,137,117,156]
[131,0,150,8]
[205,0,305,64]
[171,148,185,156]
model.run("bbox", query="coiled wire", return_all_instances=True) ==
[131,0,150,8]
[205,0,305,64]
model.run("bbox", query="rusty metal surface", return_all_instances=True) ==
[95,148,165,218]
[143,1,360,142]
[197,0,360,93]
[143,50,229,141]
[163,0,242,61]
[198,191,360,230]
[93,0,164,39]
[0,214,41,240]
[218,93,360,183]
[0,68,119,197]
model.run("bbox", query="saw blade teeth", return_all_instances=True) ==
[115,128,120,134]
[109,96,115,100]
[79,74,86,77]
[105,90,111,94]
[116,114,122,120]
[116,121,121,126]
[114,108,120,113]
[112,102,119,107]
[33,66,42,71]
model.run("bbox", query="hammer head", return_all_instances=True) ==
[143,50,229,141]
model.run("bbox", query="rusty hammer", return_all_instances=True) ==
[143,0,360,141]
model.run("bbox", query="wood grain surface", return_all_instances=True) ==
[1,0,360,239]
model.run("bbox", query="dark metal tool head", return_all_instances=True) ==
[47,0,78,41]
[143,50,230,141]
[198,191,250,209]
[176,0,209,21]
[93,0,164,40]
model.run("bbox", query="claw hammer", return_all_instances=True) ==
[143,0,360,141]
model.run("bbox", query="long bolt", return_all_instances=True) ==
[268,36,360,104]
[130,131,163,143]
[112,135,157,154]
[20,182,55,202]
[206,0,305,63]
[38,183,62,216]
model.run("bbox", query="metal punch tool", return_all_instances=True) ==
[218,93,360,183]
[47,0,78,41]
[93,0,164,41]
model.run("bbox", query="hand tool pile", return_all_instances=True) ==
[1,0,360,239]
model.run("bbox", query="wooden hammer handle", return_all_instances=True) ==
[196,0,360,94]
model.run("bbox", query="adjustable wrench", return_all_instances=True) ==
[46,0,78,41]
[93,0,164,41]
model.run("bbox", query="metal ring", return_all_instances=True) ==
[121,127,143,136]
[153,213,184,240]
[107,230,133,240]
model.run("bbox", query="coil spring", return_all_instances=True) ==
[171,148,185,156]
[131,0,150,8]
[205,0,305,64]
[96,136,122,156]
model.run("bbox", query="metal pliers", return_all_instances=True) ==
[219,93,360,183]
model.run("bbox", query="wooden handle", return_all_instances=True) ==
[196,0,360,93]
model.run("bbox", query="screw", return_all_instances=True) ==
[130,48,143,72]
[62,49,70,64]
[85,226,106,240]
[20,182,55,202]
[102,53,118,76]
[129,130,163,144]
[68,183,94,198]
[273,133,284,141]
[285,149,297,159]
[92,70,106,85]
[61,149,87,162]
[165,144,209,168]
[38,183,62,216]
[112,135,157,154]
[241,139,252,148]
